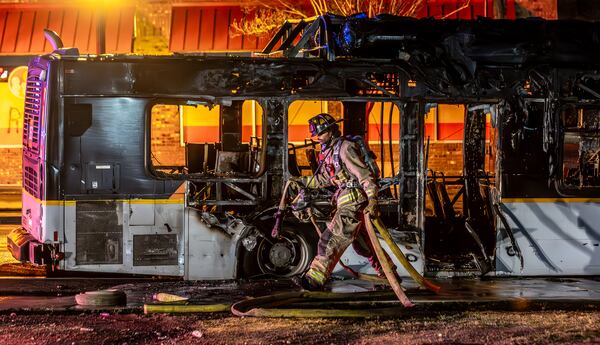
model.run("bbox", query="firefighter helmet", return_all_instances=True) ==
[308,113,342,136]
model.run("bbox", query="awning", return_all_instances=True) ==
[170,4,270,52]
[0,4,135,55]
[169,1,515,53]
[418,0,516,19]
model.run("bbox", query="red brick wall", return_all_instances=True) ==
[0,147,21,185]
[151,105,185,167]
[426,142,465,214]
[366,142,466,212]
[355,142,468,178]
[427,143,464,176]
[425,142,496,215]
[369,141,496,215]
[294,141,477,179]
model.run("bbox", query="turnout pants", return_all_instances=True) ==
[305,198,388,287]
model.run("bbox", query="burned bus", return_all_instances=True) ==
[8,15,600,279]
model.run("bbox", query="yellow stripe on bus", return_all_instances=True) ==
[502,198,600,203]
[129,199,184,204]
[22,189,183,206]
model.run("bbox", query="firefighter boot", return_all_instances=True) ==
[291,268,327,291]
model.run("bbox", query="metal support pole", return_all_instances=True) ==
[96,10,106,54]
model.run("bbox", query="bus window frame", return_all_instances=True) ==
[146,98,268,181]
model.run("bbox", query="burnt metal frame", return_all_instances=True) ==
[45,52,600,228]
[27,15,600,278]
[260,15,337,60]
[399,102,425,232]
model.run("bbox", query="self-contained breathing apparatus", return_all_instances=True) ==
[291,135,379,220]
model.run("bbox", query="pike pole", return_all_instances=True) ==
[363,212,414,307]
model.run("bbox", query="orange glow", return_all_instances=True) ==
[76,0,135,8]
[0,67,26,148]
[0,4,135,54]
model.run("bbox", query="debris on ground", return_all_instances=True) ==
[0,311,598,344]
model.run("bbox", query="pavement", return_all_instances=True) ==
[0,186,21,211]
[0,224,20,267]
[0,188,38,272]
[0,276,597,314]
[0,186,21,225]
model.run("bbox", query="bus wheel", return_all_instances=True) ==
[242,228,315,279]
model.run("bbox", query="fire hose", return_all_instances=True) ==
[251,211,441,314]
[278,180,440,297]
[145,290,408,318]
[267,176,440,309]
[145,213,440,317]
[146,185,441,317]
[368,214,441,294]
[271,180,295,238]
[363,213,413,307]
[230,290,407,318]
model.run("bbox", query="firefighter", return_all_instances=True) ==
[293,113,388,290]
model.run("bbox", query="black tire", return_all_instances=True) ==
[241,225,317,279]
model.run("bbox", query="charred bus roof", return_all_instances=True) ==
[31,14,600,105]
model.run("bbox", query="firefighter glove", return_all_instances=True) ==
[364,198,380,217]
[287,176,304,188]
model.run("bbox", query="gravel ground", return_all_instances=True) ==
[0,310,598,344]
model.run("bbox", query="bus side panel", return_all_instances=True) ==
[496,201,600,275]
[41,202,64,244]
[22,191,43,241]
[336,238,424,278]
[19,192,63,264]
[63,200,184,276]
[62,96,182,197]
[185,207,237,280]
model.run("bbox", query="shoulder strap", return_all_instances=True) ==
[333,138,343,173]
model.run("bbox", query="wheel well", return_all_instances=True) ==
[236,218,318,279]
